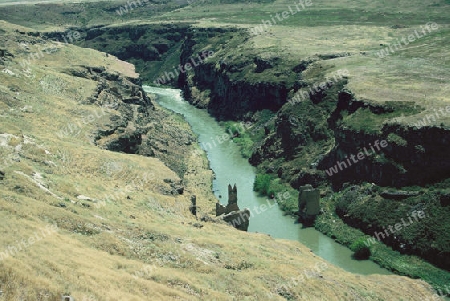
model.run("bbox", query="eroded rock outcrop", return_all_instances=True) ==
[64,63,196,177]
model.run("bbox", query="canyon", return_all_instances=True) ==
[0,0,449,300]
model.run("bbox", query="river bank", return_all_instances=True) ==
[144,85,392,277]
[143,86,450,297]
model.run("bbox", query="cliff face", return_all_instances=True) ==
[62,65,196,177]
[180,61,290,119]
[45,24,191,84]
[318,91,450,188]
[178,28,295,120]
[334,183,450,271]
[322,124,450,187]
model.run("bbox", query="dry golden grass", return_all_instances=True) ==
[0,20,440,300]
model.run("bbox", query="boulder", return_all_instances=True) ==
[221,209,250,231]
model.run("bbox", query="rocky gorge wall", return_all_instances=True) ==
[178,27,296,120]
[45,23,191,84]
[317,91,450,188]
[182,45,450,189]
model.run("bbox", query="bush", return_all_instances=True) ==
[350,238,371,260]
[233,137,254,158]
[253,174,272,195]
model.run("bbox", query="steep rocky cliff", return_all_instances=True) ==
[178,27,300,119]
[317,91,450,188]
[45,23,191,84]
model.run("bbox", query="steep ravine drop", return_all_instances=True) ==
[143,85,391,276]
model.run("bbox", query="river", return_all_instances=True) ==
[143,85,392,276]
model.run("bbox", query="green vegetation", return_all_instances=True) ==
[387,133,408,147]
[339,103,424,134]
[350,238,371,260]
[232,136,254,158]
[221,121,255,158]
[253,173,298,213]
[316,187,450,293]
[220,109,275,158]
[335,184,450,262]
[253,173,273,195]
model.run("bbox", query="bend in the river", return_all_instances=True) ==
[143,86,391,276]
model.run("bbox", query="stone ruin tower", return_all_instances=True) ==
[215,184,250,231]
[216,184,239,216]
[298,184,320,225]
[228,184,237,204]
